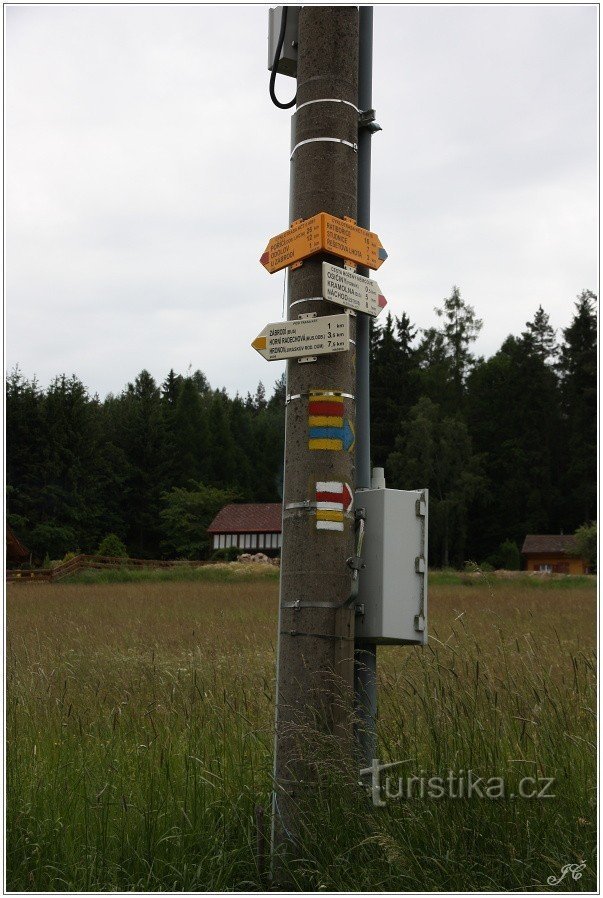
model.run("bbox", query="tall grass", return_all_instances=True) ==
[6,578,596,890]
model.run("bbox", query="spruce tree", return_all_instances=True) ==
[6,368,45,538]
[522,305,557,364]
[558,290,597,525]
[429,285,483,411]
[387,396,485,566]
[370,311,419,466]
[466,333,562,559]
[120,370,165,556]
[171,377,210,486]
[207,391,238,487]
[161,368,183,406]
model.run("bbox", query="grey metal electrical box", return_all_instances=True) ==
[268,6,300,78]
[354,488,428,646]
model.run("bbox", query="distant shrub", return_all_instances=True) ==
[499,539,521,570]
[97,534,128,558]
[463,560,493,574]
[486,539,521,570]
[61,551,78,564]
[211,546,242,562]
[30,523,77,560]
[572,522,596,571]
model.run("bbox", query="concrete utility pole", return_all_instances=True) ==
[272,4,359,865]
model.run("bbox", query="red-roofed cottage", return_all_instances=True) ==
[6,524,29,566]
[521,534,589,574]
[207,503,283,553]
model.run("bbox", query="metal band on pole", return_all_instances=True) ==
[295,97,361,114]
[290,137,358,160]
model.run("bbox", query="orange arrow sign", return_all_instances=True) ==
[260,213,387,273]
[260,215,323,273]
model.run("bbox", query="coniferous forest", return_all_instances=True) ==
[6,288,597,568]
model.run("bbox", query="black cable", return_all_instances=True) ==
[269,6,296,110]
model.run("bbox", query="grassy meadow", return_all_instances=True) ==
[6,572,596,891]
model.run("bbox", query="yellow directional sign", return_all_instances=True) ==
[260,213,387,273]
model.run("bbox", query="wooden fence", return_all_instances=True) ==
[7,555,209,583]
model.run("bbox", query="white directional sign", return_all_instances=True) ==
[252,313,350,361]
[322,262,387,317]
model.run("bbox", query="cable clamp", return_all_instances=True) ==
[290,137,357,160]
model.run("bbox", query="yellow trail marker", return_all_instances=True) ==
[260,213,387,273]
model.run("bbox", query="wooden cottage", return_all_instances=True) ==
[6,524,29,566]
[207,503,282,554]
[521,534,589,574]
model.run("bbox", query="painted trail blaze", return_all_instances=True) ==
[316,481,354,531]
[308,391,355,451]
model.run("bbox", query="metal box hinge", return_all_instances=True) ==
[414,613,426,633]
[415,556,426,574]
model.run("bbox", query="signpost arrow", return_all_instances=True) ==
[322,262,387,316]
[260,212,387,274]
[322,213,387,270]
[251,313,350,361]
[260,214,323,274]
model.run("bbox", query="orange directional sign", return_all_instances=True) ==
[260,213,387,273]
[260,215,323,273]
[322,214,387,270]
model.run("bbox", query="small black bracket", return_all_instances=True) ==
[358,108,382,133]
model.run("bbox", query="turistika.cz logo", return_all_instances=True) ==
[359,760,556,807]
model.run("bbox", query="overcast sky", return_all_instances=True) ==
[6,4,598,399]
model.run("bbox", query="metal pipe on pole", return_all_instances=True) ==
[354,5,378,767]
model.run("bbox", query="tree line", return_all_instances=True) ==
[6,288,596,567]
